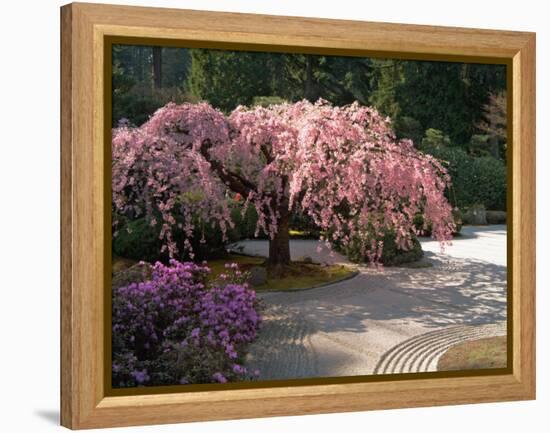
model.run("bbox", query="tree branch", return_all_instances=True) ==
[197,139,276,201]
[260,144,274,164]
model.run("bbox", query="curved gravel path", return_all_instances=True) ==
[241,226,507,380]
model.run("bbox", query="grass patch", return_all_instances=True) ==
[207,254,355,292]
[206,254,265,277]
[437,336,507,371]
[112,253,356,292]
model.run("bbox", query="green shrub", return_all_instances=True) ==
[421,128,451,150]
[113,95,162,127]
[113,203,265,263]
[289,211,321,239]
[394,116,424,145]
[465,157,507,211]
[229,206,264,239]
[230,207,321,241]
[341,230,423,266]
[252,96,287,107]
[380,232,423,266]
[468,134,492,157]
[413,214,427,235]
[112,85,196,127]
[113,215,229,263]
[113,217,165,263]
[423,145,507,211]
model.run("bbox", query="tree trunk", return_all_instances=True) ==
[489,135,500,159]
[304,55,315,102]
[152,47,163,90]
[268,205,291,266]
[137,46,144,82]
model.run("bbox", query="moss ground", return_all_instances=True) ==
[112,254,356,292]
[206,254,355,292]
[437,336,507,371]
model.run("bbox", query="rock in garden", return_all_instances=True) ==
[248,266,268,286]
[463,204,487,225]
[486,210,506,224]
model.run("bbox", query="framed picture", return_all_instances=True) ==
[60,2,536,429]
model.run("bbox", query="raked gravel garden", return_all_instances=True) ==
[240,225,507,379]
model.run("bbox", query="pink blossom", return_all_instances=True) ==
[112,100,454,263]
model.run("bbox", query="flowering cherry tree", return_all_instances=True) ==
[113,99,455,266]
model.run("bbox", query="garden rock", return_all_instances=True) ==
[486,210,506,224]
[463,204,487,225]
[248,266,268,286]
[112,262,152,289]
[300,256,313,264]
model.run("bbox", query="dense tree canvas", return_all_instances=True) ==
[111,44,508,389]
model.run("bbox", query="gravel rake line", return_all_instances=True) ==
[374,322,506,374]
[245,304,319,380]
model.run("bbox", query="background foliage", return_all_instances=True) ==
[112,44,508,265]
[112,45,507,199]
[113,46,507,153]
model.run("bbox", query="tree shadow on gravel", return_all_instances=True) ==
[246,254,507,380]
[262,254,507,333]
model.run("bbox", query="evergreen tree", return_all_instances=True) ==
[187,49,273,111]
[368,59,403,119]
[395,60,505,144]
[161,47,192,88]
[276,54,372,105]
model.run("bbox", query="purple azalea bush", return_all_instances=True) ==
[112,260,261,387]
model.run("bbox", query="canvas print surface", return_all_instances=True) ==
[110,45,508,389]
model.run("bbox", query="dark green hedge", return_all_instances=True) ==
[112,205,262,263]
[112,216,229,263]
[423,145,507,211]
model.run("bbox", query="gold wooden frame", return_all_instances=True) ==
[61,2,536,429]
